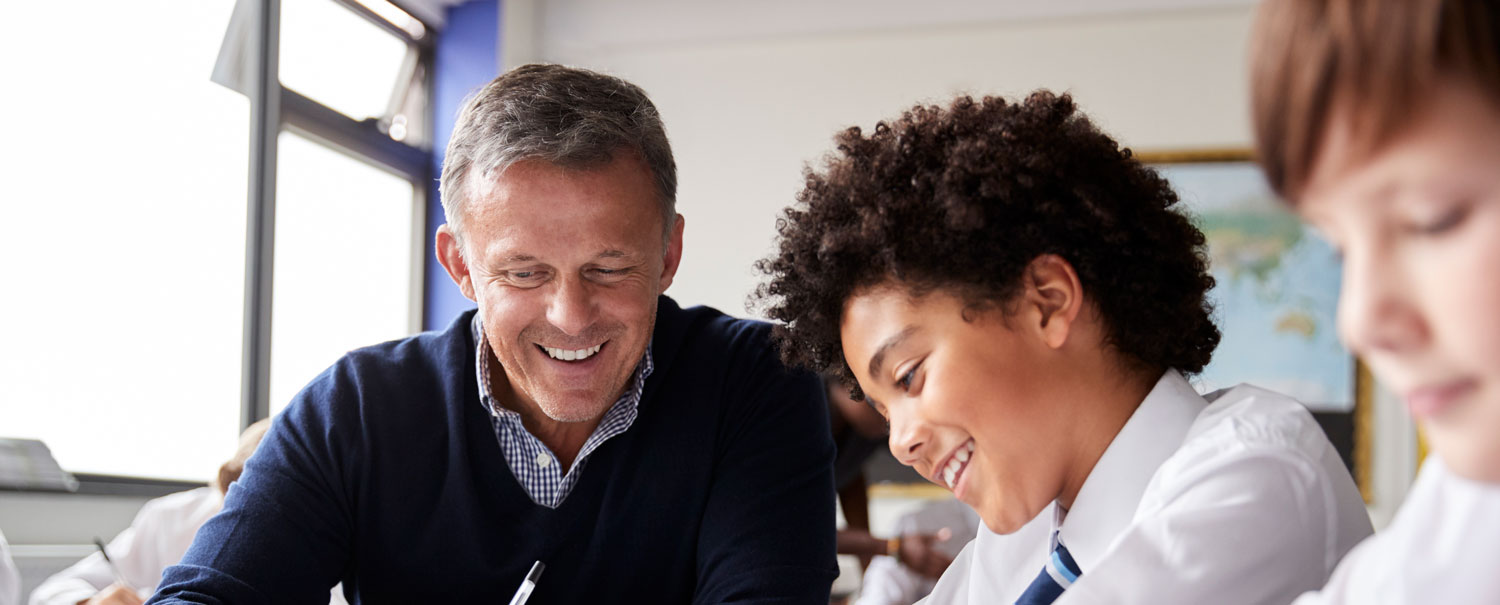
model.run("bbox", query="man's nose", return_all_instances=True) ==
[546,276,598,337]
[1338,242,1427,357]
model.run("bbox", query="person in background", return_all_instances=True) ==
[1,528,19,605]
[756,91,1373,604]
[828,380,966,583]
[854,498,981,605]
[1249,1,1500,602]
[148,64,835,604]
[28,421,346,605]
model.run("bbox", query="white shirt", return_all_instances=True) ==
[856,498,981,605]
[1294,458,1500,604]
[922,371,1373,605]
[28,488,348,605]
[1,528,19,605]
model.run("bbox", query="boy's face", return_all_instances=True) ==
[840,286,1077,534]
[1300,82,1500,483]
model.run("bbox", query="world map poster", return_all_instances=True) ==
[1153,160,1354,413]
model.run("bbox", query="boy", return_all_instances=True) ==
[756,92,1373,604]
[1250,0,1500,601]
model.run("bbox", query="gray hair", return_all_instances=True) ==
[439,64,678,252]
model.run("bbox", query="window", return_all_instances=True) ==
[0,0,251,480]
[0,0,435,484]
[269,131,420,414]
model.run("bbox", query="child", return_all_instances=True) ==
[1250,0,1500,602]
[756,92,1373,604]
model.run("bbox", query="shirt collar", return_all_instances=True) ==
[1055,369,1205,570]
[469,312,654,416]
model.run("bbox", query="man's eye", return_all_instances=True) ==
[507,270,547,285]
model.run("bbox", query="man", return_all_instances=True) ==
[148,64,837,604]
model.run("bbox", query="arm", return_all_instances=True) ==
[691,335,839,604]
[1057,450,1361,605]
[146,372,357,605]
[1,530,18,605]
[27,542,115,605]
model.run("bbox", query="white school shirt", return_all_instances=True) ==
[920,370,1374,605]
[1,528,19,605]
[855,498,981,605]
[1294,457,1500,604]
[28,488,349,605]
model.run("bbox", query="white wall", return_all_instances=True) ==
[529,2,1258,317]
[516,0,1421,527]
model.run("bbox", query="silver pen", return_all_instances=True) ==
[93,537,134,590]
[506,560,545,605]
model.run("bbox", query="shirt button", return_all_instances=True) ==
[535,452,552,468]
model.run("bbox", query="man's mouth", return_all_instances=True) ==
[939,438,975,490]
[538,342,604,361]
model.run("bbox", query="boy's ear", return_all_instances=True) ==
[1022,254,1084,349]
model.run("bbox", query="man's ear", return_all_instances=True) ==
[1021,254,1084,350]
[657,213,686,293]
[435,224,477,302]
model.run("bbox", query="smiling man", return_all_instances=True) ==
[147,64,837,604]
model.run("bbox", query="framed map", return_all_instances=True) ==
[1141,149,1371,500]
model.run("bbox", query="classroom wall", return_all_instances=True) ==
[510,0,1420,528]
[529,1,1258,318]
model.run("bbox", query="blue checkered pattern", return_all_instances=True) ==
[472,314,653,509]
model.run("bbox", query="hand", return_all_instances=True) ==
[84,583,145,605]
[896,528,956,580]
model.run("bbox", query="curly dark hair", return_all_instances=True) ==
[755,91,1220,397]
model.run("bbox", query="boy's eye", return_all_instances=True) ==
[1414,204,1471,235]
[896,360,923,392]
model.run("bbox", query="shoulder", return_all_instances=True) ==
[289,312,473,418]
[660,297,776,360]
[654,296,797,388]
[1183,383,1333,462]
[136,487,222,533]
[1146,382,1360,516]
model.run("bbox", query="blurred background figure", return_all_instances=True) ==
[2,528,18,605]
[27,421,347,605]
[855,498,979,605]
[827,379,978,604]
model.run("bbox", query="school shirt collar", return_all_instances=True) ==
[1055,369,1206,571]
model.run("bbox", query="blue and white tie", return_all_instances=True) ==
[1014,531,1083,605]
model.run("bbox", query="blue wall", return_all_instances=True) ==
[424,0,499,330]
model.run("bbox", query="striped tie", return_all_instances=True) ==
[1014,532,1083,605]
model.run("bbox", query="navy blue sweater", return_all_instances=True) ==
[150,297,838,604]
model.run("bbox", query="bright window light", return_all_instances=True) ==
[353,0,427,39]
[0,0,249,480]
[268,132,418,416]
[281,0,411,121]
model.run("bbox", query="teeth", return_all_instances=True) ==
[543,344,603,361]
[942,440,975,489]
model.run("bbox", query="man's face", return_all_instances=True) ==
[841,285,1077,534]
[1301,82,1500,483]
[439,154,683,423]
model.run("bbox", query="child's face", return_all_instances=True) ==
[840,286,1076,534]
[1300,82,1500,483]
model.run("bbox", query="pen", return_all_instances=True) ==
[92,537,134,590]
[506,560,545,605]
